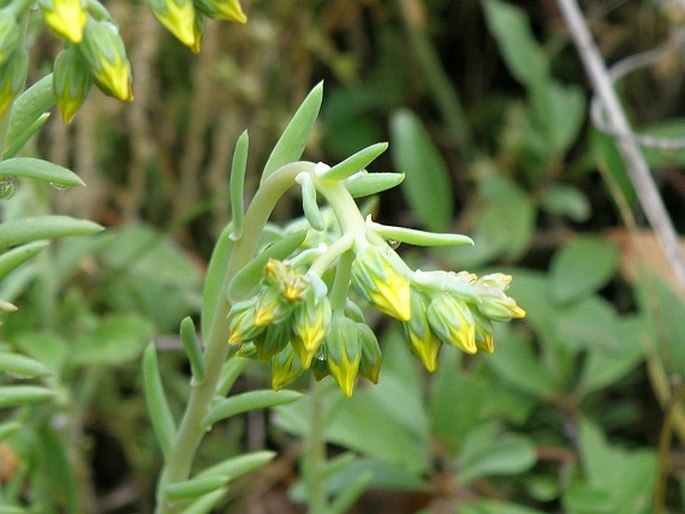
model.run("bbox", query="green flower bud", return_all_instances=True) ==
[193,0,247,23]
[0,47,27,118]
[227,298,264,345]
[253,321,291,361]
[78,19,133,102]
[52,46,92,123]
[271,345,303,391]
[351,245,411,321]
[190,10,205,53]
[292,273,331,367]
[264,259,308,302]
[147,0,198,50]
[473,310,495,354]
[38,0,87,43]
[475,273,526,321]
[254,285,293,327]
[357,322,381,384]
[426,294,477,355]
[401,289,442,372]
[0,11,19,65]
[325,315,362,397]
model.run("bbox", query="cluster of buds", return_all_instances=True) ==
[227,159,525,397]
[0,0,245,121]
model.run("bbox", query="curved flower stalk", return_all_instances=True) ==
[225,148,526,397]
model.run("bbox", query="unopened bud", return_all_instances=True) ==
[147,0,198,49]
[194,0,247,23]
[0,48,27,118]
[426,294,477,355]
[38,0,87,43]
[53,46,92,123]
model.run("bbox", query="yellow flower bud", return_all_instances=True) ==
[401,290,442,371]
[352,245,411,321]
[79,19,133,102]
[254,286,293,326]
[292,274,331,366]
[357,323,381,383]
[52,46,92,123]
[427,294,477,355]
[227,298,264,345]
[325,315,361,397]
[476,273,526,321]
[271,345,303,391]
[38,0,87,43]
[147,0,198,49]
[194,0,247,23]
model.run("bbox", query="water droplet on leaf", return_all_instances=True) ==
[387,239,401,249]
[49,182,68,191]
[0,177,17,200]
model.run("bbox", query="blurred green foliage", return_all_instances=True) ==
[2,0,685,513]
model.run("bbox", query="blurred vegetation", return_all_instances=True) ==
[4,0,685,512]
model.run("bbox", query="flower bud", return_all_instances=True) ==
[0,48,27,118]
[253,321,291,361]
[473,311,495,354]
[401,289,442,371]
[0,11,19,65]
[325,315,362,397]
[426,293,477,355]
[351,245,411,321]
[271,345,303,391]
[193,0,247,23]
[357,323,381,383]
[78,19,133,101]
[254,286,293,327]
[147,0,198,49]
[38,0,88,43]
[292,274,331,367]
[52,46,92,123]
[476,273,525,321]
[227,298,264,345]
[264,259,307,302]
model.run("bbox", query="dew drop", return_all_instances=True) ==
[0,177,17,200]
[387,239,401,249]
[49,182,68,191]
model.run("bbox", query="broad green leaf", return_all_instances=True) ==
[578,316,646,396]
[68,314,152,366]
[0,158,85,188]
[321,142,388,181]
[142,344,177,460]
[261,82,323,183]
[12,331,69,373]
[0,385,54,408]
[342,171,405,198]
[203,389,302,427]
[563,484,614,514]
[486,330,560,398]
[482,0,548,87]
[6,74,54,157]
[0,352,52,378]
[326,458,424,494]
[390,109,453,232]
[0,241,48,280]
[554,295,619,352]
[201,223,234,338]
[0,216,103,250]
[539,183,591,222]
[531,81,586,157]
[458,426,536,486]
[550,236,619,303]
[577,418,657,514]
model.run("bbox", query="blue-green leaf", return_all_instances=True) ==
[0,216,103,250]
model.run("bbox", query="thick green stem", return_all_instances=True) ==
[304,379,328,514]
[155,162,314,513]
